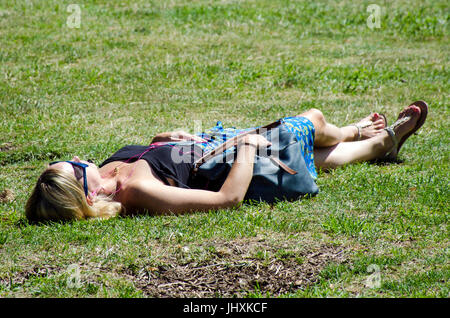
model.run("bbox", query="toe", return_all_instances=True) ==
[400,105,421,119]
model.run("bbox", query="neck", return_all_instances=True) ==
[96,173,119,197]
[97,162,133,197]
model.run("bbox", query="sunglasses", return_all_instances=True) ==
[49,161,89,197]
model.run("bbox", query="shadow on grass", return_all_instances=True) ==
[368,157,405,166]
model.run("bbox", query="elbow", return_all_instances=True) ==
[218,186,247,209]
[232,195,245,207]
[222,193,244,209]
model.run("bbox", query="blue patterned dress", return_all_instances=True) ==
[194,116,317,179]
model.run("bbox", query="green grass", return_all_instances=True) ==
[0,0,449,298]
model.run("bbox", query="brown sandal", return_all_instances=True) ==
[384,101,428,160]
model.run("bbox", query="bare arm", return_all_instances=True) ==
[124,135,270,215]
[151,130,206,143]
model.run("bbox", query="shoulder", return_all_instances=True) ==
[121,178,160,199]
[118,179,162,214]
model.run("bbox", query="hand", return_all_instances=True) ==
[239,134,272,148]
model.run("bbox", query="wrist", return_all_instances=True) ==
[237,138,257,148]
[236,138,257,164]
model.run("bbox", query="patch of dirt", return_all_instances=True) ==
[0,189,15,203]
[0,142,15,152]
[124,238,349,297]
[0,263,60,288]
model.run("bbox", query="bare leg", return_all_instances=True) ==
[314,134,391,169]
[298,109,385,147]
[313,106,421,169]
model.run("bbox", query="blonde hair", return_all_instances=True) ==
[25,168,124,223]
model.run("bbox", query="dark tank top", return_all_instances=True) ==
[99,144,204,189]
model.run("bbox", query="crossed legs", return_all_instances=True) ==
[299,107,421,169]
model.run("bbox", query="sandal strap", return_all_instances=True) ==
[383,126,397,159]
[351,121,373,141]
[389,115,410,131]
[350,120,373,141]
[384,126,398,148]
[356,120,373,129]
[351,124,362,141]
[383,115,410,158]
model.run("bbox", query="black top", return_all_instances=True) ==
[99,144,204,189]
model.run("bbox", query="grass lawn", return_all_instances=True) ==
[0,0,448,298]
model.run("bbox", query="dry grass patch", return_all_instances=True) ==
[121,237,349,297]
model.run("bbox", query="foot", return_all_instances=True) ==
[352,113,387,140]
[384,106,421,159]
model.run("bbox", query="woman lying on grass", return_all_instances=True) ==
[25,101,428,223]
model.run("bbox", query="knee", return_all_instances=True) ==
[305,108,326,128]
[308,108,324,119]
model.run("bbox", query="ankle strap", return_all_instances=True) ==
[352,125,362,141]
[351,121,372,141]
[384,115,410,151]
[384,115,410,146]
[384,126,398,149]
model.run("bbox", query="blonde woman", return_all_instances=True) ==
[25,102,428,223]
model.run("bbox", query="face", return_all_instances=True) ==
[49,156,102,196]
